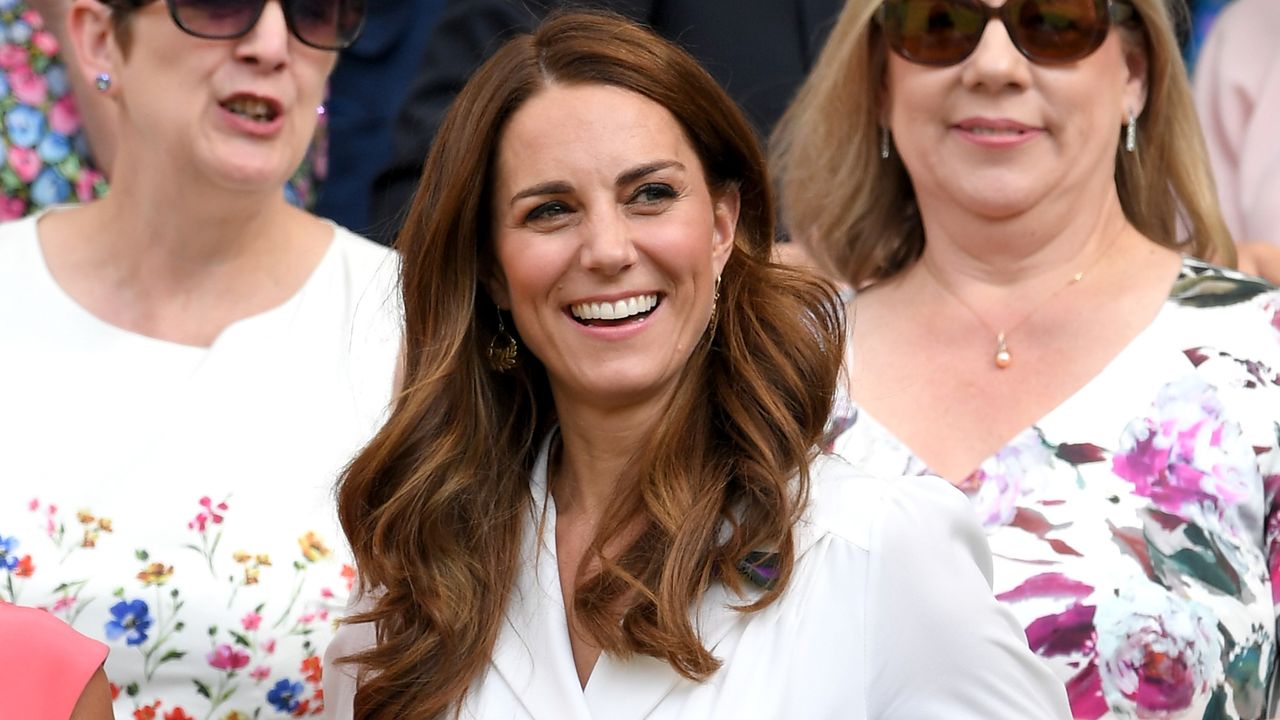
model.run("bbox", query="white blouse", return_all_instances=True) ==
[324,445,1071,719]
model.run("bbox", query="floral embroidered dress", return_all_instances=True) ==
[829,259,1280,720]
[0,212,401,720]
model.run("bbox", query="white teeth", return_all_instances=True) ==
[570,294,658,321]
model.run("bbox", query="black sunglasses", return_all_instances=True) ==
[879,0,1137,66]
[102,0,366,51]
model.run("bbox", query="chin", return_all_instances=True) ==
[213,162,296,196]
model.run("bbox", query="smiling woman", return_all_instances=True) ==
[325,10,1072,720]
[772,0,1280,716]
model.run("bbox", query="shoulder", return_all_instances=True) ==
[327,224,401,283]
[1164,258,1279,347]
[1171,258,1276,301]
[792,457,1071,718]
[799,453,980,559]
[0,215,45,302]
[0,214,39,257]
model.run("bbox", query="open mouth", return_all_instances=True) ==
[569,293,660,327]
[220,95,282,123]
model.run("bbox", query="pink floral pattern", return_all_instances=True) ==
[0,1,106,217]
[832,259,1280,719]
[1,494,348,718]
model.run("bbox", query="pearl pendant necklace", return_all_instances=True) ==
[924,259,1099,371]
[994,333,1012,369]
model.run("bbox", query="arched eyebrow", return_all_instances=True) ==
[510,182,572,206]
[616,160,683,187]
[507,160,685,207]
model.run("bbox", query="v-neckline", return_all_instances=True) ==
[842,263,1188,484]
[488,432,764,719]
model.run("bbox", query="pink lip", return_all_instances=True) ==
[216,93,286,138]
[951,117,1044,148]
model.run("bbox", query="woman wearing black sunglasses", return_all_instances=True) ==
[774,0,1280,718]
[0,0,398,718]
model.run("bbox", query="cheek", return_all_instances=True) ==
[493,237,563,306]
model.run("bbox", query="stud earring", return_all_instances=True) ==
[94,73,111,92]
[879,127,891,160]
[1124,110,1137,153]
[486,307,518,372]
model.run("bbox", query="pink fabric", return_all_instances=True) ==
[0,602,109,719]
[1194,0,1280,245]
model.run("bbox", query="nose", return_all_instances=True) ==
[234,0,291,70]
[579,209,638,276]
[959,18,1032,92]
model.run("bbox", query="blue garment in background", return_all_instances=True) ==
[314,0,444,236]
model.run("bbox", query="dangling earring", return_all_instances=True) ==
[486,306,518,372]
[707,275,722,337]
[879,127,891,160]
[95,73,111,92]
[1124,110,1137,153]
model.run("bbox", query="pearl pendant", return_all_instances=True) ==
[994,333,1011,369]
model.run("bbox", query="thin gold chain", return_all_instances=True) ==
[920,238,1115,368]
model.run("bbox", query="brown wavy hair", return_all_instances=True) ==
[335,11,845,719]
[770,0,1234,287]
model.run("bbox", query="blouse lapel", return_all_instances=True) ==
[489,438,593,720]
[490,434,825,719]
[580,488,831,718]
[581,569,766,718]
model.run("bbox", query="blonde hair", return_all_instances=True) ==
[770,0,1234,286]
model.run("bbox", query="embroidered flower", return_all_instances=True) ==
[207,643,251,671]
[298,532,330,563]
[137,562,174,586]
[1094,580,1222,716]
[267,678,305,713]
[13,554,33,577]
[301,656,322,684]
[241,611,262,631]
[0,534,20,572]
[105,598,153,646]
[250,665,271,681]
[163,708,194,720]
[188,496,228,532]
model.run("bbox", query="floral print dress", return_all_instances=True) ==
[0,215,401,720]
[829,259,1280,720]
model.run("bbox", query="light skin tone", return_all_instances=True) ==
[847,0,1184,482]
[488,82,736,688]
[37,0,336,347]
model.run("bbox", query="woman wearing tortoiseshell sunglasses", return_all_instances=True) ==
[774,0,1280,717]
[0,0,400,717]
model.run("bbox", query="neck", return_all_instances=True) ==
[551,397,666,524]
[908,186,1137,325]
[37,159,328,346]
